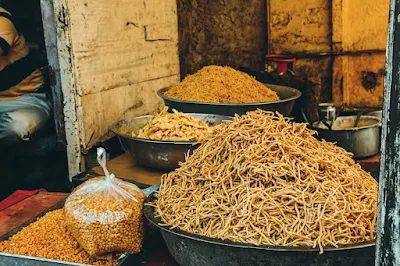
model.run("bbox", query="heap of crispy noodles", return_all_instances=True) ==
[152,110,378,253]
[164,66,280,103]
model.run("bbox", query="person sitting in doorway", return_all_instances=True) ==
[0,7,52,147]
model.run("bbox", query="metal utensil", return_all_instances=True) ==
[110,114,233,171]
[353,113,362,128]
[143,193,375,266]
[313,115,381,159]
[157,84,302,117]
[321,120,333,131]
[318,103,336,123]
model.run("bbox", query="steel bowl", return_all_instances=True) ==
[313,115,381,159]
[144,193,375,266]
[157,83,302,117]
[367,110,382,123]
[110,113,233,171]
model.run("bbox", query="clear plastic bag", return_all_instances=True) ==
[64,148,145,257]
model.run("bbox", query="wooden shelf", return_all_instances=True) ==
[92,153,165,186]
[356,153,380,172]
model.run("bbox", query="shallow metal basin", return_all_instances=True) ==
[157,83,301,117]
[110,114,233,171]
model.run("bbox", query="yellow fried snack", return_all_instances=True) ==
[133,107,212,141]
[165,65,280,103]
[64,177,146,257]
[0,209,118,266]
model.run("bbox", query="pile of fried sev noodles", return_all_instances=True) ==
[151,110,378,253]
[164,66,280,104]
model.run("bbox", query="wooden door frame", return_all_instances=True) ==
[40,0,84,180]
[375,0,400,263]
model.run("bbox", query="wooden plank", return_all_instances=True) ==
[0,192,68,238]
[65,0,179,96]
[356,153,380,172]
[145,23,176,41]
[40,0,66,149]
[92,153,164,186]
[63,0,179,153]
[332,53,385,109]
[336,0,389,52]
[376,0,400,264]
[81,74,179,150]
[53,0,84,179]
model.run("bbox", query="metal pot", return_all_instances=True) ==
[312,115,381,159]
[367,110,382,123]
[144,193,375,266]
[318,103,336,123]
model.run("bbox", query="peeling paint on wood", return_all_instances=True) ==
[376,0,400,265]
[62,0,180,153]
[40,0,66,149]
[52,0,179,176]
[333,53,385,109]
[53,0,83,180]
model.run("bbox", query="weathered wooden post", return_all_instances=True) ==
[375,0,400,265]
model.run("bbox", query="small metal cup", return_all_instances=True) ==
[318,103,336,123]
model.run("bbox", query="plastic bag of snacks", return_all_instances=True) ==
[64,148,145,257]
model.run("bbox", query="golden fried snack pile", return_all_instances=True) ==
[0,209,118,266]
[164,65,280,104]
[133,107,212,141]
[153,110,378,254]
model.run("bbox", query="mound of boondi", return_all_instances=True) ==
[153,110,378,253]
[164,66,280,103]
[0,210,118,266]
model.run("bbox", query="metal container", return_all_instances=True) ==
[313,115,381,159]
[143,194,375,266]
[367,110,382,123]
[157,84,301,117]
[0,187,163,266]
[110,114,233,171]
[318,103,336,123]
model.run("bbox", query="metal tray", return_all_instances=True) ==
[0,201,142,266]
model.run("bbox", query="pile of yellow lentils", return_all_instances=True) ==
[0,177,146,264]
[0,209,119,266]
[65,182,146,257]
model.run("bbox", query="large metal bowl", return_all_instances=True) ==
[313,115,381,159]
[157,83,301,117]
[144,193,375,266]
[110,113,233,171]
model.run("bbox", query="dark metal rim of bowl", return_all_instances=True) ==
[143,193,375,253]
[157,84,302,107]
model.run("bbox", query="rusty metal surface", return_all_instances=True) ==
[332,54,385,110]
[0,192,68,238]
[268,0,388,111]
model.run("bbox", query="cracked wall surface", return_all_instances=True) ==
[177,0,268,78]
[269,0,388,110]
